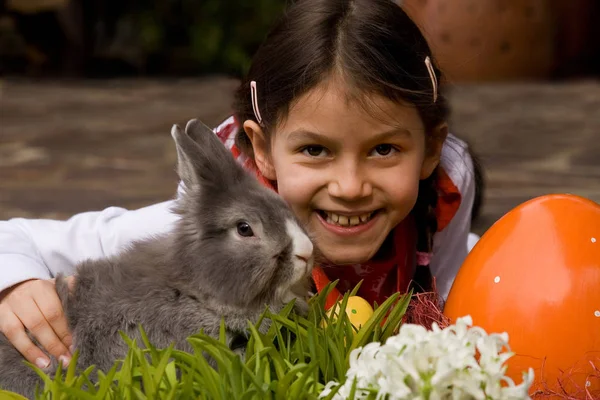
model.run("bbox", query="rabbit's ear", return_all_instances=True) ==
[171,123,199,187]
[171,119,245,188]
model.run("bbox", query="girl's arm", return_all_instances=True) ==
[0,194,180,367]
[430,135,477,301]
[0,199,180,294]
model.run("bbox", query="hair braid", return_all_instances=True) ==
[411,168,439,293]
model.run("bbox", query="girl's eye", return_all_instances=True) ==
[371,144,397,157]
[236,221,254,237]
[302,145,328,157]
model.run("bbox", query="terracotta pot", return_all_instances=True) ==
[553,0,598,78]
[402,0,557,82]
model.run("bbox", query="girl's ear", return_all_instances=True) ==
[243,120,277,180]
[420,122,448,180]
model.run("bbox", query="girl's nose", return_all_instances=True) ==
[327,166,372,201]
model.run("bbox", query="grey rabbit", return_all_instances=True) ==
[0,119,315,398]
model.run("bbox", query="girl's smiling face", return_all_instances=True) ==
[245,79,445,265]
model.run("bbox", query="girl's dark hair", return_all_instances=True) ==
[232,0,462,290]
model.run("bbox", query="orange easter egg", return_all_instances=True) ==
[444,194,600,397]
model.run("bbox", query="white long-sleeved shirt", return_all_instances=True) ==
[0,123,476,301]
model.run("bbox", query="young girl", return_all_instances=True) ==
[0,0,480,374]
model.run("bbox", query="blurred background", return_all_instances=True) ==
[0,0,599,235]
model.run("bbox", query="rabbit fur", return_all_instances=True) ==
[0,119,314,398]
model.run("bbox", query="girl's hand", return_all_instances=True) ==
[0,277,74,368]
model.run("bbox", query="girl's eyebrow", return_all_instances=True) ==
[286,127,412,145]
[286,129,332,145]
[371,128,413,142]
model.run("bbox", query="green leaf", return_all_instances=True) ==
[289,362,319,400]
[152,345,174,385]
[138,325,159,362]
[188,341,223,398]
[380,291,411,341]
[275,362,310,399]
[324,334,345,382]
[117,339,137,399]
[348,292,402,360]
[219,318,228,345]
[97,363,119,398]
[0,390,29,399]
[58,386,99,400]
[135,345,156,397]
[348,376,359,400]
[64,349,80,385]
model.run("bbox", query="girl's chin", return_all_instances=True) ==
[315,246,378,266]
[307,212,391,265]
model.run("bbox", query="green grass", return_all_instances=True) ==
[0,282,411,400]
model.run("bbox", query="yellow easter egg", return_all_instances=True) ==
[323,296,374,330]
[345,296,374,329]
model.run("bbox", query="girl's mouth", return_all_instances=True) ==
[316,210,379,227]
[315,209,382,236]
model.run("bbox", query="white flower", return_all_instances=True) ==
[319,316,534,400]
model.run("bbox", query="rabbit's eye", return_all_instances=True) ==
[236,221,254,237]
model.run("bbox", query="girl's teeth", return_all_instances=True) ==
[322,211,374,227]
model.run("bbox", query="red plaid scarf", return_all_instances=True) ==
[214,116,461,309]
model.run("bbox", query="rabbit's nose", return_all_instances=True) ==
[293,239,314,263]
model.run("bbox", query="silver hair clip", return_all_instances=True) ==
[424,56,438,103]
[250,81,263,124]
